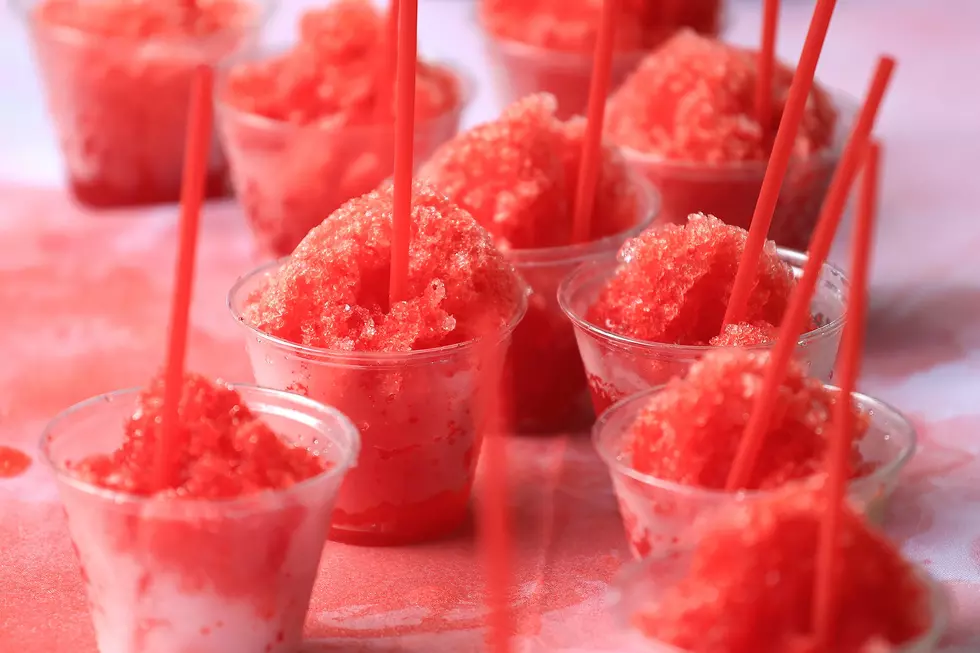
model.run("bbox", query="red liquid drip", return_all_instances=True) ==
[0,446,32,478]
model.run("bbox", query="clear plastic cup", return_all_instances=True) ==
[14,0,274,209]
[593,386,916,559]
[482,38,647,121]
[215,57,471,258]
[621,95,855,251]
[42,384,360,653]
[228,260,528,545]
[609,547,948,653]
[558,247,848,415]
[504,177,659,434]
[478,0,726,120]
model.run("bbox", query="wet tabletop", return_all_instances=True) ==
[2,0,980,651]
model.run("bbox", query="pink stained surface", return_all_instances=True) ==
[419,94,640,250]
[241,181,525,352]
[221,0,458,126]
[479,0,723,53]
[587,214,795,345]
[632,489,934,653]
[624,349,870,490]
[0,174,977,652]
[605,30,838,162]
[70,373,325,498]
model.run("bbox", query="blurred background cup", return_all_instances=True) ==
[622,94,855,251]
[216,55,471,258]
[14,0,276,208]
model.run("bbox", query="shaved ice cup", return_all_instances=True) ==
[216,57,472,258]
[558,248,848,415]
[15,0,275,209]
[621,95,855,251]
[505,177,659,434]
[608,547,948,653]
[42,385,360,653]
[594,385,916,560]
[229,259,528,546]
[481,35,646,120]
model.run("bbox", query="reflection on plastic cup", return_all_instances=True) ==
[558,247,848,415]
[593,386,916,559]
[228,261,527,545]
[609,547,948,652]
[215,59,471,258]
[504,178,658,434]
[15,0,274,208]
[620,95,855,251]
[41,385,360,653]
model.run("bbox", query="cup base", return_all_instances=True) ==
[68,168,232,210]
[328,492,472,546]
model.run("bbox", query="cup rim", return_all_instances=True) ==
[213,50,475,136]
[504,174,660,267]
[592,383,918,500]
[227,257,530,365]
[615,89,858,176]
[40,383,361,508]
[609,546,949,653]
[557,246,848,353]
[11,0,279,50]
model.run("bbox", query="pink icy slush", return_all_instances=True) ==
[230,182,527,545]
[594,348,915,558]
[611,488,947,653]
[558,213,848,413]
[605,30,847,250]
[20,0,269,208]
[480,0,725,119]
[43,374,360,653]
[216,0,468,257]
[419,93,657,433]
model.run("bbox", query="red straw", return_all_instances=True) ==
[812,140,880,645]
[153,66,214,490]
[389,0,418,304]
[375,0,400,122]
[725,57,896,491]
[721,0,838,329]
[476,326,514,653]
[756,0,780,139]
[570,0,620,244]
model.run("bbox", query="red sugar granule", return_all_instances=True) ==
[419,94,640,250]
[708,321,778,347]
[34,0,255,39]
[242,181,526,352]
[587,213,795,345]
[625,348,870,490]
[70,373,326,499]
[480,0,722,53]
[605,30,838,163]
[633,489,934,653]
[221,0,458,125]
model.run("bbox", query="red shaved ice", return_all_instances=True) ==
[625,348,870,491]
[632,489,937,653]
[241,181,526,352]
[587,214,795,346]
[420,93,640,250]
